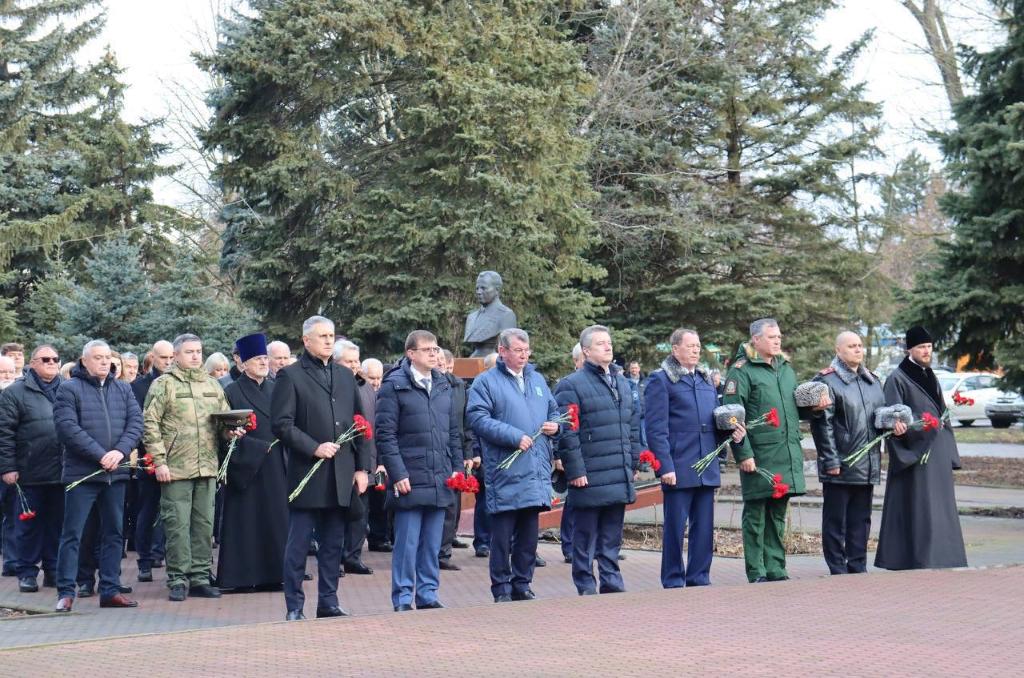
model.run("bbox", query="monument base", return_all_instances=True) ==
[453,357,486,379]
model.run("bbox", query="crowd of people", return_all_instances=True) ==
[0,317,966,618]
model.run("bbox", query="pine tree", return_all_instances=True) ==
[901,0,1024,390]
[0,1,170,336]
[580,0,880,371]
[201,0,601,367]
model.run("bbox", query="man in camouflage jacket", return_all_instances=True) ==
[144,333,242,601]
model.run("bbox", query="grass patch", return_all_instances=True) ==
[954,427,1024,445]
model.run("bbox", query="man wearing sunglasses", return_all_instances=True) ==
[0,346,65,593]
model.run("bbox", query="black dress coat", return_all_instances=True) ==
[271,352,372,511]
[217,374,288,588]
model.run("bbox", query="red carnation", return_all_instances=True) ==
[353,414,373,440]
[771,482,790,499]
[772,473,782,484]
[921,412,941,432]
[445,475,464,491]
[374,483,386,492]
[765,408,781,428]
[146,466,156,475]
[551,496,561,506]
[246,412,258,431]
[567,403,581,432]
[19,510,36,521]
[463,475,480,494]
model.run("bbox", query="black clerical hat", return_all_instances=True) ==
[235,333,268,362]
[905,326,933,349]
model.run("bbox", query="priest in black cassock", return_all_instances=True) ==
[216,333,288,591]
[875,326,967,570]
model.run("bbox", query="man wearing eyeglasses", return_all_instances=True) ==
[467,328,560,602]
[0,345,65,593]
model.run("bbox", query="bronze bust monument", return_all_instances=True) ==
[463,271,517,357]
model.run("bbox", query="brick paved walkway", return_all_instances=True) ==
[2,565,1022,676]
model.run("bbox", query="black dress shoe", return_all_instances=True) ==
[118,584,133,594]
[511,589,536,601]
[535,555,546,567]
[138,569,153,583]
[315,605,349,618]
[394,603,413,612]
[494,594,512,603]
[752,576,768,583]
[168,584,187,601]
[18,577,38,593]
[368,542,394,553]
[417,600,445,610]
[285,609,306,621]
[42,571,56,588]
[475,548,489,558]
[78,583,95,598]
[438,560,461,571]
[451,539,469,549]
[188,584,222,598]
[343,561,373,575]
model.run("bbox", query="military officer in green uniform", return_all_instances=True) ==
[723,318,829,583]
[144,333,245,602]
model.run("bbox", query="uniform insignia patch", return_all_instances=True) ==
[734,359,747,368]
[819,367,836,375]
[535,386,543,397]
[725,380,738,395]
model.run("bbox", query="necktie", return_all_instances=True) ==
[515,374,525,394]
[421,377,431,394]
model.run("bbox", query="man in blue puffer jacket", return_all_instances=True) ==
[554,325,641,595]
[52,340,144,612]
[467,328,560,603]
[375,330,462,612]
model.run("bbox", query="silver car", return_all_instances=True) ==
[985,390,1024,428]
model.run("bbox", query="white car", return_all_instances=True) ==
[937,372,1002,426]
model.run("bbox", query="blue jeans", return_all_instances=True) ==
[55,481,126,599]
[661,486,715,588]
[14,485,64,579]
[571,503,626,594]
[392,507,444,608]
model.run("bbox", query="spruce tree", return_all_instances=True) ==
[901,0,1024,390]
[201,0,601,366]
[0,1,170,335]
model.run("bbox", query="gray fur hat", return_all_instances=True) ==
[794,381,830,407]
[714,404,746,430]
[873,404,914,429]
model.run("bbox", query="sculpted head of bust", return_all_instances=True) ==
[475,271,503,307]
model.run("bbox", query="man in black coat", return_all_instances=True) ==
[218,334,287,591]
[130,340,174,581]
[0,345,64,592]
[554,326,641,596]
[438,349,473,570]
[272,316,372,621]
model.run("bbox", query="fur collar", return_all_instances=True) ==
[660,356,708,384]
[830,356,874,385]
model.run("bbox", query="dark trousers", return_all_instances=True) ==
[367,486,392,547]
[1,483,17,573]
[391,507,444,608]
[14,485,63,579]
[822,483,873,574]
[571,503,625,594]
[439,491,462,561]
[77,505,100,587]
[488,508,539,598]
[283,507,346,613]
[472,474,491,552]
[560,500,575,560]
[661,485,715,588]
[343,491,369,564]
[134,472,165,568]
[56,481,126,599]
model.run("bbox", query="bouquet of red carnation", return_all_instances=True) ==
[14,483,35,521]
[842,410,946,467]
[756,469,789,499]
[66,452,156,492]
[497,404,579,471]
[373,470,387,492]
[216,412,259,484]
[638,449,661,472]
[445,472,480,494]
[289,414,374,503]
[951,392,975,407]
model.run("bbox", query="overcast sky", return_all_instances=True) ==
[86,0,1002,207]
